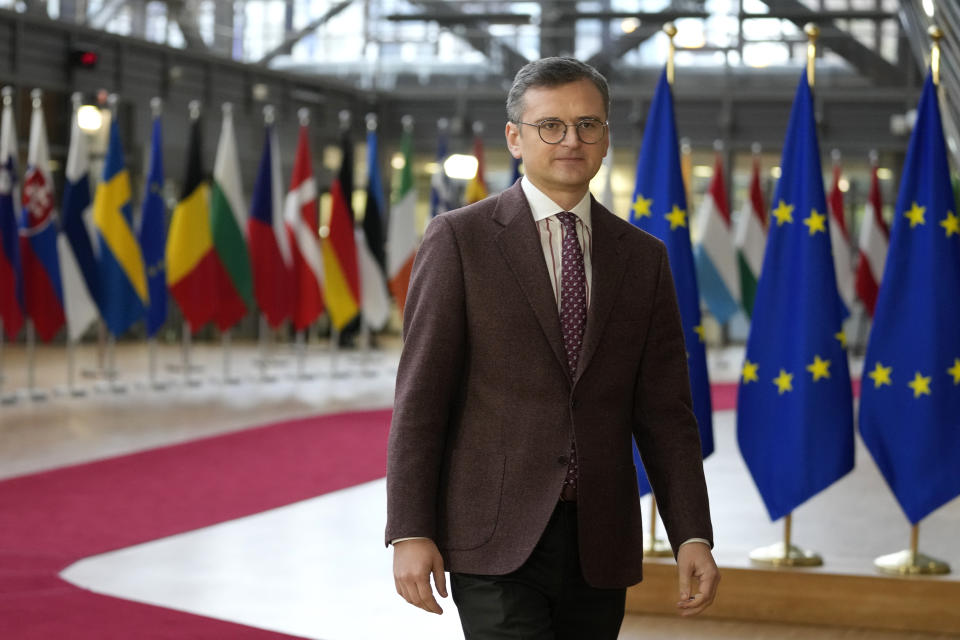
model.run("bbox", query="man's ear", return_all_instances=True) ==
[505,121,522,160]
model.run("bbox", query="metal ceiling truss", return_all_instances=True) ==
[758,0,906,87]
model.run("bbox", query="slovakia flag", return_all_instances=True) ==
[19,95,64,341]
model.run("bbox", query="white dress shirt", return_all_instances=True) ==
[521,177,594,309]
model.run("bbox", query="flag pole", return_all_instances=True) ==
[84,318,108,381]
[26,321,46,401]
[330,325,342,378]
[59,91,89,398]
[872,26,951,578]
[105,332,126,393]
[25,91,49,402]
[66,336,85,397]
[215,101,240,387]
[295,329,306,378]
[221,329,240,384]
[293,106,316,381]
[0,318,15,404]
[644,21,680,559]
[326,109,352,380]
[359,113,376,374]
[101,94,129,395]
[182,320,200,386]
[258,313,276,382]
[146,97,167,392]
[256,104,280,384]
[148,335,162,389]
[748,24,828,569]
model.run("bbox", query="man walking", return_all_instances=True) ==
[386,57,718,638]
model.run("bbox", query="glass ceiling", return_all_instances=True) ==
[11,0,904,84]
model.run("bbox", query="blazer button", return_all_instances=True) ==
[558,455,568,465]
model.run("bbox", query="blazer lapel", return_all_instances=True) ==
[575,199,629,381]
[493,183,569,377]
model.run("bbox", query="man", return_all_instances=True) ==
[386,57,718,637]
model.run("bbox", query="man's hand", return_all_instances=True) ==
[676,541,719,616]
[393,538,448,615]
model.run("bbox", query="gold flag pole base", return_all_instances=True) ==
[749,541,823,567]
[874,549,951,576]
[749,514,822,567]
[874,524,951,575]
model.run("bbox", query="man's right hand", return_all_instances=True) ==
[393,538,448,615]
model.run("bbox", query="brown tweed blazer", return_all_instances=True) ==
[385,181,712,589]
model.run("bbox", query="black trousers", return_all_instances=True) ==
[450,502,626,639]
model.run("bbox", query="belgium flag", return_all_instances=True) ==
[166,109,246,332]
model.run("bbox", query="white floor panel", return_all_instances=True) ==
[61,479,465,640]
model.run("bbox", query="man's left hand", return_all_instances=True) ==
[675,541,719,616]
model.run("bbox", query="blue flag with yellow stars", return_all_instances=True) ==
[630,69,714,496]
[736,71,854,521]
[859,72,960,525]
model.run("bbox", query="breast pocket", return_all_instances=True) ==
[438,449,505,551]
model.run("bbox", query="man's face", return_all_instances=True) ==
[505,78,609,198]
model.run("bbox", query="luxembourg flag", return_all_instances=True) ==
[854,158,888,316]
[20,92,65,342]
[693,153,740,324]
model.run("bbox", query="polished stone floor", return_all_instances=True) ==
[1,339,957,639]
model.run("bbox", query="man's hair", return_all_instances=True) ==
[506,57,610,123]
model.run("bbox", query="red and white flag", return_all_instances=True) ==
[854,159,889,316]
[827,158,855,314]
[284,117,325,331]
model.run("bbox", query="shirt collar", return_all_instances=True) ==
[521,176,592,230]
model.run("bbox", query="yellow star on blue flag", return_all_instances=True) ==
[629,68,713,497]
[860,72,960,525]
[736,70,853,521]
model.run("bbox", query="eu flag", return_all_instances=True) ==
[139,114,167,338]
[859,73,960,525]
[630,69,714,495]
[736,71,853,521]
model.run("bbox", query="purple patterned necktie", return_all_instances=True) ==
[557,211,586,499]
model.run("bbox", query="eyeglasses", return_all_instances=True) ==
[515,118,608,145]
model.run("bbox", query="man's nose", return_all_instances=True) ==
[561,125,582,148]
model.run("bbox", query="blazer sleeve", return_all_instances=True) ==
[632,243,714,554]
[385,215,467,546]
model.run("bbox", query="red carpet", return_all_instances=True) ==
[0,379,861,638]
[0,409,392,639]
